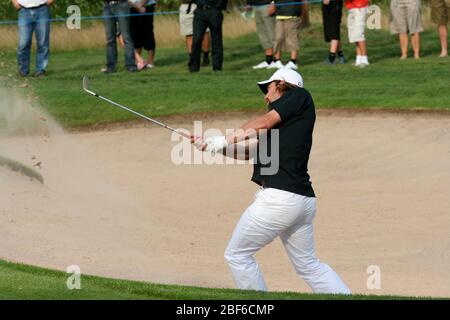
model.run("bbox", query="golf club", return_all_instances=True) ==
[82,76,191,140]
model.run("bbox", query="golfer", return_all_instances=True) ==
[193,68,350,294]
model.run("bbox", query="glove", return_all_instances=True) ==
[193,136,207,152]
[204,135,228,153]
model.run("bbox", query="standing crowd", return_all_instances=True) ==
[101,0,156,73]
[249,0,448,70]
[10,0,450,76]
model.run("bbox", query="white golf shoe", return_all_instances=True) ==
[353,56,369,68]
[285,61,298,70]
[268,60,284,69]
[252,61,270,69]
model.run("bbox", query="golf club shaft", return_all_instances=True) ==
[83,79,190,139]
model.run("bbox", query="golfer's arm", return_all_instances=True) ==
[222,141,257,160]
[224,109,281,145]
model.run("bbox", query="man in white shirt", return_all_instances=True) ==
[11,0,54,77]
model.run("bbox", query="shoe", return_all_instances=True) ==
[338,55,347,64]
[285,61,298,70]
[19,71,29,77]
[357,62,370,68]
[268,60,284,69]
[34,70,46,77]
[145,64,154,69]
[201,55,210,66]
[127,67,139,72]
[101,67,116,74]
[252,61,269,69]
[323,57,336,66]
[137,62,146,70]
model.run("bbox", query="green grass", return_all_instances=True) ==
[0,259,436,300]
[0,24,449,128]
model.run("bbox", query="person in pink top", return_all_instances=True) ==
[345,0,369,67]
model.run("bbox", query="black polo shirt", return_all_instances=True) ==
[251,87,316,198]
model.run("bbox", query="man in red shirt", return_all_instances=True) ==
[345,0,369,67]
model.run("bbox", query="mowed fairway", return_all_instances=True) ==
[0,22,449,300]
[0,25,449,128]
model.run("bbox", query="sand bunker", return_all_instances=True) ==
[0,100,449,297]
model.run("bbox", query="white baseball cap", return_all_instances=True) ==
[257,68,304,94]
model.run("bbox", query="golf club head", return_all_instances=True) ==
[82,76,90,92]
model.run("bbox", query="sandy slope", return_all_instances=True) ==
[1,111,449,297]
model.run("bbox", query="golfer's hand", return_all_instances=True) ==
[190,134,200,144]
[47,0,54,6]
[245,5,252,12]
[137,6,146,13]
[204,136,228,153]
[12,0,21,10]
[192,136,207,151]
[323,0,330,5]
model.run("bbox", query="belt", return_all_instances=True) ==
[23,3,47,9]
[261,179,267,188]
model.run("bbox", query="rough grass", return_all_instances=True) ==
[0,12,257,51]
[0,259,437,300]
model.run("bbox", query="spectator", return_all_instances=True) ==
[129,0,156,70]
[12,0,54,77]
[188,0,228,73]
[345,0,369,67]
[116,21,146,70]
[390,0,423,59]
[322,0,346,65]
[430,0,449,57]
[246,0,276,69]
[271,0,305,70]
[102,0,137,73]
[179,0,211,66]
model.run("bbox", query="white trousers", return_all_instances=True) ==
[224,188,351,294]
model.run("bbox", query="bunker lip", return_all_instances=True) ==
[65,108,450,134]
